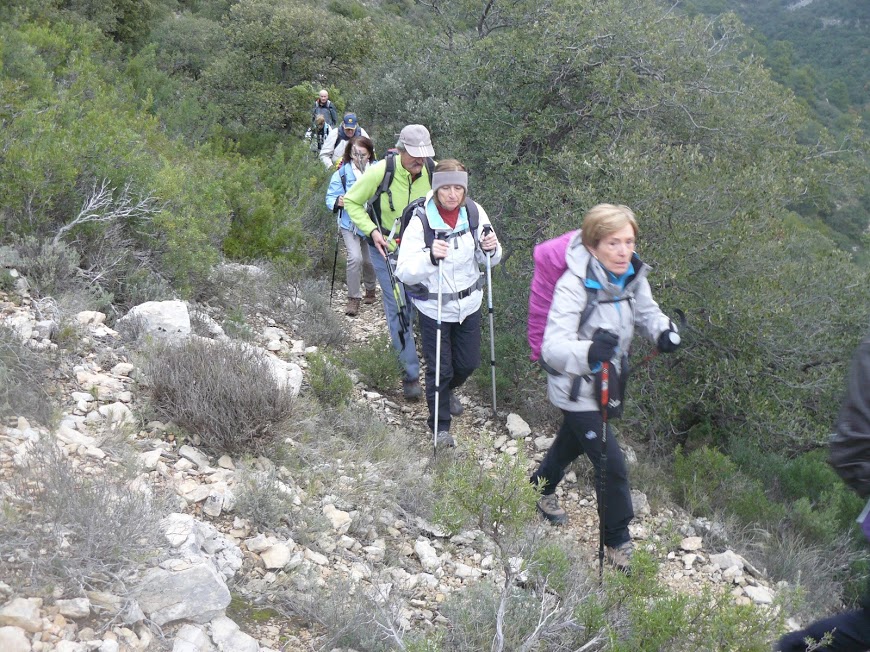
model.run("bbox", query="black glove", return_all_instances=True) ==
[588,330,619,365]
[657,329,681,353]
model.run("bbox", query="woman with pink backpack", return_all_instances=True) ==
[528,204,681,573]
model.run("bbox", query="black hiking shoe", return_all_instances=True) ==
[449,392,464,416]
[605,540,634,573]
[435,431,455,448]
[536,493,567,525]
[403,379,422,400]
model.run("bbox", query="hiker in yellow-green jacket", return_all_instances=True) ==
[343,124,436,400]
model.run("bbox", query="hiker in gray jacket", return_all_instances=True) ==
[530,203,680,572]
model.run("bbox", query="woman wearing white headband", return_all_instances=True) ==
[395,159,501,447]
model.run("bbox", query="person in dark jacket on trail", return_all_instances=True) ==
[312,89,338,129]
[529,204,680,572]
[776,327,870,652]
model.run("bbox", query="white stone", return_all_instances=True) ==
[98,402,136,426]
[55,642,87,652]
[217,456,234,470]
[414,539,441,573]
[744,585,774,605]
[99,640,120,652]
[56,423,96,447]
[679,536,703,551]
[209,615,258,652]
[709,550,745,571]
[118,301,191,341]
[136,563,231,626]
[505,413,531,439]
[140,449,163,470]
[172,623,215,652]
[0,597,43,633]
[76,311,106,325]
[322,504,352,534]
[56,597,91,618]
[0,626,31,652]
[534,435,554,450]
[111,362,135,376]
[261,544,292,570]
[244,534,275,554]
[304,549,328,566]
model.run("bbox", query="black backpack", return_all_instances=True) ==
[366,150,435,236]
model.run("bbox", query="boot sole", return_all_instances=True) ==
[536,504,568,526]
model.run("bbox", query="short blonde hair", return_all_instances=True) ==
[581,204,638,249]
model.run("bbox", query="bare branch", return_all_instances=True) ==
[53,180,158,247]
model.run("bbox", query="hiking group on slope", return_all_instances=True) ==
[319,111,679,575]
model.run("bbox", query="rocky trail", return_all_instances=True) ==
[0,270,789,652]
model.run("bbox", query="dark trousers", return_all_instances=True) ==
[777,609,870,651]
[418,309,481,433]
[530,410,633,548]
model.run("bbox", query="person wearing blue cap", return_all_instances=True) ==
[320,113,370,169]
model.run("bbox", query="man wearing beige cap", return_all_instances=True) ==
[344,124,436,400]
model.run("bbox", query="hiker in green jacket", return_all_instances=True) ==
[343,124,436,400]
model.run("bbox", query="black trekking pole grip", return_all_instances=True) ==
[481,225,494,257]
[432,231,448,266]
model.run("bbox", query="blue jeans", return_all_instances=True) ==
[369,245,419,381]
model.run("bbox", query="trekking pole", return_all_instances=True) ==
[598,360,610,583]
[329,227,340,307]
[482,225,497,414]
[433,232,447,458]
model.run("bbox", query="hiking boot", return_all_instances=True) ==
[449,392,464,416]
[436,431,455,448]
[345,297,361,316]
[402,378,422,400]
[536,493,567,525]
[363,288,377,304]
[606,540,635,573]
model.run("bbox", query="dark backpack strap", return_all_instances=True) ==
[368,154,397,233]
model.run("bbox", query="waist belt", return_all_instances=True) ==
[426,274,484,302]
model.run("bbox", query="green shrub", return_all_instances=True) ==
[672,445,739,516]
[348,334,402,392]
[308,352,354,407]
[145,338,295,455]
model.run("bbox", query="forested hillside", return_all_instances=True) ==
[2,0,870,646]
[684,0,870,251]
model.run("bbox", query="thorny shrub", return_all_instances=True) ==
[0,324,56,425]
[232,465,296,530]
[307,351,354,407]
[0,436,166,594]
[144,337,295,455]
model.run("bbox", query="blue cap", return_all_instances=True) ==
[342,113,359,129]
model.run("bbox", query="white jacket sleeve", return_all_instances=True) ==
[319,129,339,168]
[632,276,672,343]
[540,271,594,377]
[394,215,435,285]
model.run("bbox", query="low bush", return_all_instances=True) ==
[308,352,354,407]
[292,278,345,349]
[233,465,296,530]
[144,337,294,455]
[0,324,56,425]
[348,334,402,392]
[0,435,166,593]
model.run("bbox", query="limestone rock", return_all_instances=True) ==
[0,597,43,633]
[136,563,231,626]
[0,626,31,652]
[209,615,259,652]
[173,623,216,652]
[118,300,191,340]
[56,598,90,619]
[506,413,531,439]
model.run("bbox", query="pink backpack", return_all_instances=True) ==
[527,230,579,361]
